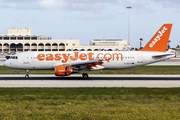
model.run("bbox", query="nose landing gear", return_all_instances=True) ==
[25,70,29,79]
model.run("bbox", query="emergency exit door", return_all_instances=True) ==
[23,53,29,64]
[137,53,143,63]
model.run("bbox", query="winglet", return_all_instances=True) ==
[139,24,172,52]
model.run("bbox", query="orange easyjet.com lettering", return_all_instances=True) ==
[37,52,123,63]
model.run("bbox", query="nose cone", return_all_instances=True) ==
[3,61,7,67]
[4,60,10,68]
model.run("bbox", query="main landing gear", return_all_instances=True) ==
[25,69,29,79]
[82,73,88,79]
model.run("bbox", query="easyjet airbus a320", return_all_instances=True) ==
[4,24,175,79]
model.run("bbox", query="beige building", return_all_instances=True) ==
[0,28,128,54]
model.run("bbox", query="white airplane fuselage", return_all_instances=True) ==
[4,51,175,70]
[3,23,175,79]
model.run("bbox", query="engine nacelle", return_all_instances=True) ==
[55,66,72,76]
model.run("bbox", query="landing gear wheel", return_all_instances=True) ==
[25,69,29,79]
[82,73,88,79]
[25,74,29,79]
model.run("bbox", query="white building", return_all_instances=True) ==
[0,28,128,54]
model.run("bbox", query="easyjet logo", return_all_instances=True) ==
[149,26,168,48]
[37,52,123,63]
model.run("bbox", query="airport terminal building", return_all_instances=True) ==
[0,29,128,54]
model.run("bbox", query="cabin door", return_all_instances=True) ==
[23,53,29,64]
[137,53,143,63]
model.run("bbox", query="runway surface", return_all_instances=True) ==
[0,74,180,88]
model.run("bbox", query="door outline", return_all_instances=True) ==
[137,53,143,63]
[23,53,29,64]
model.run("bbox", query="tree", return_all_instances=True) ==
[168,40,171,49]
[176,45,180,49]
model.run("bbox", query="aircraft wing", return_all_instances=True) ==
[71,59,104,70]
[152,53,175,58]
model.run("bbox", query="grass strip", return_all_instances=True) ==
[0,88,180,119]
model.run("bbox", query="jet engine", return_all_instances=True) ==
[55,66,72,76]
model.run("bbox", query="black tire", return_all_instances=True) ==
[25,74,29,79]
[82,73,88,79]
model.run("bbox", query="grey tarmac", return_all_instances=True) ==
[0,74,180,88]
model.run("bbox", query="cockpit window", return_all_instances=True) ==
[10,56,18,59]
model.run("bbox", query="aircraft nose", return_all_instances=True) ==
[3,61,7,67]
[3,60,10,67]
[4,60,16,69]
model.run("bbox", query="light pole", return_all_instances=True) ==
[126,6,132,48]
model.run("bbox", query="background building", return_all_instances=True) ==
[0,28,128,54]
[90,39,128,51]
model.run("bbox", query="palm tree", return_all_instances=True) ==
[140,38,143,49]
[176,45,180,49]
[168,40,171,49]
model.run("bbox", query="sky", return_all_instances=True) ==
[0,0,180,48]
